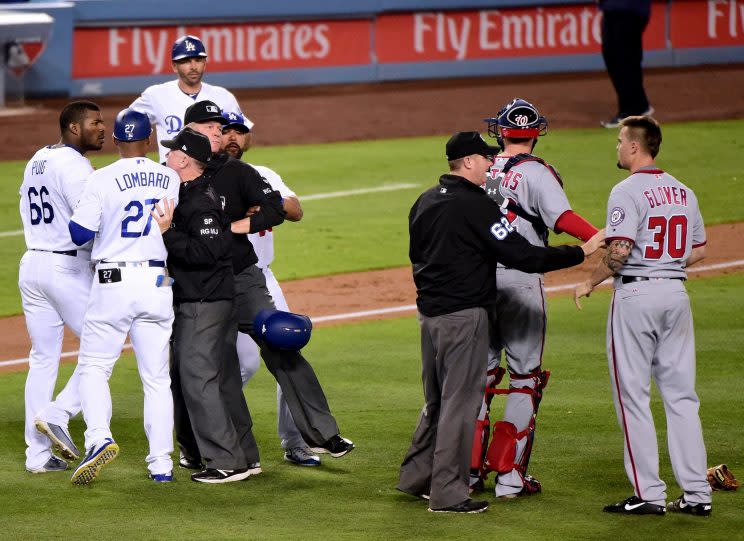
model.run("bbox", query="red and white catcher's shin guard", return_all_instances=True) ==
[469,367,506,491]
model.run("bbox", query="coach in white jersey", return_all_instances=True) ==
[129,35,252,163]
[575,116,712,516]
[19,100,105,473]
[67,109,181,485]
[221,112,320,467]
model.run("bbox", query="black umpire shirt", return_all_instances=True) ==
[163,175,234,303]
[204,153,286,274]
[409,174,585,317]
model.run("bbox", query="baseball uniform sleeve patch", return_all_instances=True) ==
[609,207,625,226]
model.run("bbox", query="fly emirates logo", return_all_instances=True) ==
[412,8,603,59]
[707,0,744,38]
[107,24,332,73]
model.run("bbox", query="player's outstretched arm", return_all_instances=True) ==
[555,210,600,242]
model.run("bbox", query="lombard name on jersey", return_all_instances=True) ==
[115,169,171,192]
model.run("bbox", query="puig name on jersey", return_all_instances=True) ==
[115,169,171,192]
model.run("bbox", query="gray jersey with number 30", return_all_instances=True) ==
[605,166,706,277]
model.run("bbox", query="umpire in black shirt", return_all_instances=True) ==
[398,132,605,513]
[184,100,354,458]
[152,128,260,483]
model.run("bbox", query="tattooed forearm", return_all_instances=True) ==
[602,239,633,272]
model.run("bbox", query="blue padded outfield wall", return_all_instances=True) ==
[2,0,744,97]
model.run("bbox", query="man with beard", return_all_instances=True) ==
[130,35,250,162]
[220,111,320,467]
[178,100,355,470]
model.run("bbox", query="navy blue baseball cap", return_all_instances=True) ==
[113,108,151,142]
[172,35,207,61]
[445,131,499,161]
[221,111,251,133]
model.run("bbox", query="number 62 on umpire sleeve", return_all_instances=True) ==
[490,217,514,240]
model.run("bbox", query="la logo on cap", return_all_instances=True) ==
[229,113,237,120]
[185,41,196,51]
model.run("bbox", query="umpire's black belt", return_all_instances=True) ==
[621,276,685,284]
[99,260,165,268]
[31,248,77,257]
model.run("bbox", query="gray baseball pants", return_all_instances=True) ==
[398,307,489,510]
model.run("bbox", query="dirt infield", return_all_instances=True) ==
[1,222,742,371]
[2,65,744,371]
[1,64,744,161]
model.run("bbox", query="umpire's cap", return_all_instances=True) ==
[161,128,212,163]
[172,35,207,61]
[113,108,152,142]
[185,100,228,125]
[445,132,500,161]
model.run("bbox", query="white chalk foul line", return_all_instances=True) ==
[2,259,743,369]
[301,183,419,201]
[0,183,421,238]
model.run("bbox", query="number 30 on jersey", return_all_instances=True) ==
[490,216,514,240]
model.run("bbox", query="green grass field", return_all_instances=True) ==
[1,119,743,539]
[2,275,743,540]
[0,120,742,315]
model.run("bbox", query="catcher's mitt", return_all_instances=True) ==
[707,464,740,491]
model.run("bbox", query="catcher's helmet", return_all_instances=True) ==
[172,35,207,61]
[113,108,151,142]
[485,98,548,144]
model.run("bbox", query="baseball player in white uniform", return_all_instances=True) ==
[129,35,252,163]
[473,99,599,498]
[575,116,712,516]
[220,112,320,467]
[68,109,180,485]
[19,100,104,473]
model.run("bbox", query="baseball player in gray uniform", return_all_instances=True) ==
[20,101,105,473]
[129,35,251,163]
[472,99,599,498]
[575,116,712,516]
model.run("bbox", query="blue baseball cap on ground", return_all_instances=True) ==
[172,35,207,61]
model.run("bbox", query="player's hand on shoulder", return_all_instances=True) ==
[151,199,176,234]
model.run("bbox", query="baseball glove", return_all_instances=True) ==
[707,464,740,491]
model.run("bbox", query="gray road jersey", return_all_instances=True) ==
[606,167,705,278]
[490,155,572,248]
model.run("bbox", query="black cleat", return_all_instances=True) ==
[310,435,355,458]
[603,495,666,515]
[191,468,253,484]
[178,455,202,470]
[667,495,712,517]
[429,499,489,514]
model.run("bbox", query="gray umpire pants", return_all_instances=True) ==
[234,264,339,446]
[398,307,489,510]
[171,299,260,470]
